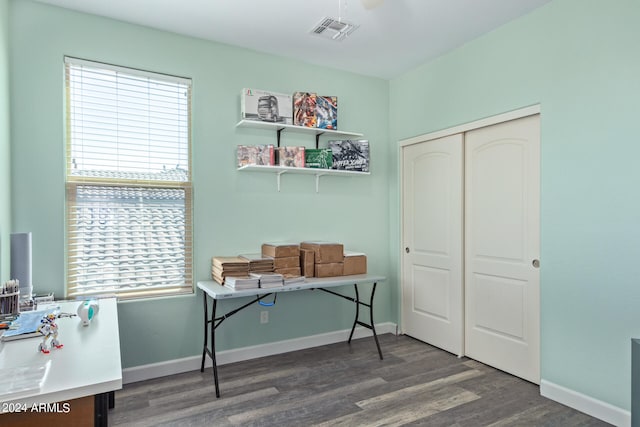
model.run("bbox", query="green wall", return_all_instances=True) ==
[389,0,640,412]
[8,0,391,368]
[0,0,10,283]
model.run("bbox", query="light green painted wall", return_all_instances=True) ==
[10,0,638,415]
[390,0,640,412]
[0,0,10,283]
[9,0,391,368]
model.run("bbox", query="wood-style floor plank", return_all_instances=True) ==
[109,334,612,426]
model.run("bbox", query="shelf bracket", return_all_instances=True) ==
[314,172,328,193]
[315,132,325,149]
[276,170,286,192]
[276,127,284,147]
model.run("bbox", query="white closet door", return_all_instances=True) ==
[464,115,540,383]
[402,134,463,356]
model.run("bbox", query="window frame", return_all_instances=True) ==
[64,57,193,300]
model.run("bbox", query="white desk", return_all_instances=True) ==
[0,298,122,426]
[197,274,386,397]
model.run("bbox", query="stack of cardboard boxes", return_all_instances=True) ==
[301,241,344,278]
[213,242,367,285]
[300,242,367,277]
[261,243,301,277]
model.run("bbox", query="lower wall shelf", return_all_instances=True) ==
[237,165,370,192]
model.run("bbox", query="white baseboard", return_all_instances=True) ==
[540,379,630,427]
[123,322,397,385]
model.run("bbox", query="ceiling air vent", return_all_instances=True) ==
[310,17,359,41]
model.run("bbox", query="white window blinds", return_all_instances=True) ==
[65,57,193,299]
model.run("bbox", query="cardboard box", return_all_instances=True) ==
[274,267,301,276]
[315,262,344,278]
[300,249,315,277]
[272,256,300,269]
[344,251,367,275]
[241,88,293,124]
[262,243,300,258]
[300,241,344,264]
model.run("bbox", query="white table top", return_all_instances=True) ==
[0,298,122,408]
[197,274,386,299]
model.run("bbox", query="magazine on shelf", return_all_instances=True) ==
[316,96,338,130]
[237,145,275,167]
[328,140,370,172]
[276,146,306,168]
[305,148,332,169]
[241,88,292,124]
[293,92,317,128]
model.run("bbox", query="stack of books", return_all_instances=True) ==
[239,254,275,274]
[211,256,250,285]
[224,275,259,290]
[261,243,302,277]
[250,272,284,289]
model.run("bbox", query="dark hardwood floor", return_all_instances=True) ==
[109,334,611,426]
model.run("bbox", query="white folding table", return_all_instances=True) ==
[197,274,386,398]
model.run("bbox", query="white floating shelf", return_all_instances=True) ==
[236,119,364,140]
[237,164,369,192]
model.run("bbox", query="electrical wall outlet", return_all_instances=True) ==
[260,311,269,324]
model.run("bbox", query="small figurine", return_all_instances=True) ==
[37,312,75,354]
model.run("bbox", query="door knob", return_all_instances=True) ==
[405,247,410,254]
[532,259,540,268]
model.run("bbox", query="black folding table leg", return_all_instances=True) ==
[369,283,383,360]
[348,284,360,344]
[211,298,220,398]
[345,283,383,360]
[201,291,208,373]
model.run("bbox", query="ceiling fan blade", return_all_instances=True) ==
[361,0,384,10]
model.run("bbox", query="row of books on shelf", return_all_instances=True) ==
[237,140,369,172]
[242,88,338,130]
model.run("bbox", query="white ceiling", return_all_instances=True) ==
[34,0,552,79]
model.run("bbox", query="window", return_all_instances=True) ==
[65,57,192,299]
